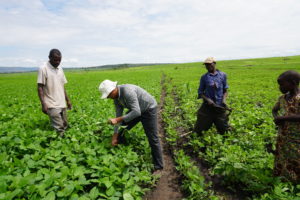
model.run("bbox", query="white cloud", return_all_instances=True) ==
[0,0,300,67]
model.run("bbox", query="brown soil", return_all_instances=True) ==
[143,75,184,200]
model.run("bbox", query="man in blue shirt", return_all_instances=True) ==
[194,57,230,135]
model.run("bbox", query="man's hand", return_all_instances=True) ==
[108,118,118,125]
[67,101,72,110]
[108,117,123,125]
[201,94,216,107]
[111,133,119,146]
[41,103,48,114]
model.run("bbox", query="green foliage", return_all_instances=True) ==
[0,69,161,199]
[1,55,300,199]
[163,56,300,199]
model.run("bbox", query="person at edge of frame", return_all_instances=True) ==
[37,49,72,136]
[98,80,164,175]
[272,70,300,183]
[194,57,230,135]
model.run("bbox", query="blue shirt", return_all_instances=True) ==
[198,70,229,106]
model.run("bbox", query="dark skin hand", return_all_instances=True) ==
[201,89,228,108]
[64,88,72,110]
[201,94,216,106]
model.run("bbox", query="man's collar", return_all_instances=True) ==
[47,61,59,70]
[208,70,218,76]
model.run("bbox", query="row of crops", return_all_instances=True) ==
[162,56,300,199]
[0,56,300,199]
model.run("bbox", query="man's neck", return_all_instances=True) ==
[209,70,217,75]
[289,87,300,96]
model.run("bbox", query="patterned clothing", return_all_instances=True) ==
[274,92,300,182]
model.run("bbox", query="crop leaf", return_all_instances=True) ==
[43,191,55,200]
[89,186,99,199]
[123,192,134,200]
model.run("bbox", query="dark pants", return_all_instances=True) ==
[194,103,230,135]
[120,107,164,170]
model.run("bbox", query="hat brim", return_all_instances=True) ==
[203,62,215,65]
[101,93,109,99]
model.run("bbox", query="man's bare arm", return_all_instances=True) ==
[37,83,48,114]
[64,87,72,110]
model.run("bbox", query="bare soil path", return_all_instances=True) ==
[143,75,184,200]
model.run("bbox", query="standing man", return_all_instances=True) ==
[194,57,230,135]
[99,80,164,174]
[37,49,72,136]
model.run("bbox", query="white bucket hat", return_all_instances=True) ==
[99,80,118,99]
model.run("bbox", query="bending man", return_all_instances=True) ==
[99,80,164,173]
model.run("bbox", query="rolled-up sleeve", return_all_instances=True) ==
[197,76,205,99]
[123,91,141,122]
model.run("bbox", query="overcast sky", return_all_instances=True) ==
[0,0,300,67]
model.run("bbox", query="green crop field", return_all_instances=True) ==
[0,56,300,200]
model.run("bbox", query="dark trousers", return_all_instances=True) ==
[194,103,230,135]
[120,107,164,170]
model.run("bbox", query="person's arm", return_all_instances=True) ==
[109,100,124,126]
[121,91,141,122]
[222,73,229,105]
[37,67,48,114]
[37,83,48,114]
[110,100,124,146]
[275,115,300,122]
[64,87,72,110]
[272,101,280,118]
[197,76,205,99]
[272,98,286,125]
[198,75,215,105]
[200,94,216,106]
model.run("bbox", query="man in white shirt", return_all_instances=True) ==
[37,49,72,135]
